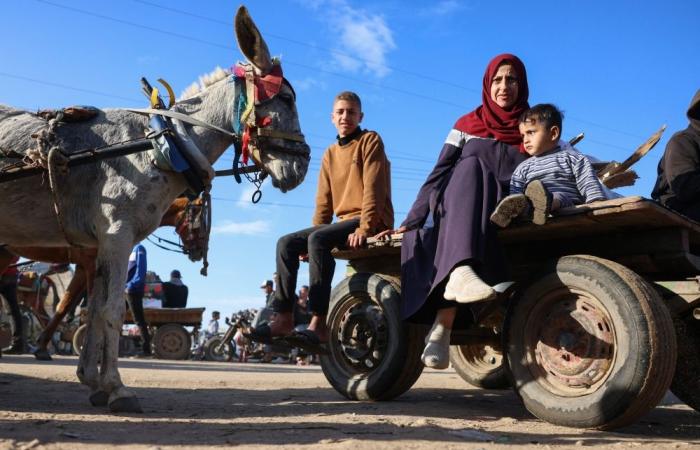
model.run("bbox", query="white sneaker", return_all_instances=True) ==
[444,266,496,304]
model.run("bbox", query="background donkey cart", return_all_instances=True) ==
[0,5,309,413]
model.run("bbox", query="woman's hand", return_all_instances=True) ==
[374,225,409,241]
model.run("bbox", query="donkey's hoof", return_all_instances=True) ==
[89,391,109,407]
[109,397,143,413]
[33,349,53,361]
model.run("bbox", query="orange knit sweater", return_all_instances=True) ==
[312,130,394,236]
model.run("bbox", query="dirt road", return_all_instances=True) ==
[0,355,698,449]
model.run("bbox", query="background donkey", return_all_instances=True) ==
[0,196,207,361]
[0,6,309,412]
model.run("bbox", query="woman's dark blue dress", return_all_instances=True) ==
[400,130,527,322]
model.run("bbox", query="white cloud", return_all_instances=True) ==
[211,220,271,236]
[301,0,396,78]
[423,0,464,16]
[293,77,327,92]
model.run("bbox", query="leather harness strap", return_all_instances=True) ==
[256,127,307,144]
[126,108,238,139]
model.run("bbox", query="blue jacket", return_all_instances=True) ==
[125,244,147,294]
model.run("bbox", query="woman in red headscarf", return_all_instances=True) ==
[378,54,529,369]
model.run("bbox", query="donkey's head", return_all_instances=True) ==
[161,196,209,263]
[175,196,209,263]
[233,6,310,193]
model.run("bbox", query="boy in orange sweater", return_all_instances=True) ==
[250,91,393,351]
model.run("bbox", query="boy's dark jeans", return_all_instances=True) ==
[273,219,360,317]
[126,292,152,355]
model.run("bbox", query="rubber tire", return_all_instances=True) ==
[72,323,87,356]
[670,314,700,411]
[450,310,511,389]
[505,255,676,430]
[153,324,192,360]
[320,273,424,401]
[203,336,235,362]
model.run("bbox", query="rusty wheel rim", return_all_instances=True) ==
[330,293,389,374]
[524,287,616,396]
[457,309,504,376]
[458,343,503,375]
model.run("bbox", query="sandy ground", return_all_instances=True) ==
[0,355,699,449]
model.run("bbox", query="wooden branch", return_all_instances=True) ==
[599,124,667,181]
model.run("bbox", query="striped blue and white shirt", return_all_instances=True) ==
[510,145,607,207]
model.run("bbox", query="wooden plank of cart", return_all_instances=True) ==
[322,196,700,430]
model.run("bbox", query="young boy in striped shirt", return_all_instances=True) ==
[491,103,608,227]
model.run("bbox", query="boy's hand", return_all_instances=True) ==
[299,253,309,262]
[347,232,367,249]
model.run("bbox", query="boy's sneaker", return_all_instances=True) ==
[525,180,553,225]
[490,194,530,228]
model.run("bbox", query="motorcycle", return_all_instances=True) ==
[201,311,293,363]
[201,314,240,362]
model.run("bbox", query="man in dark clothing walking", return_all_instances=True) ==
[652,90,700,220]
[126,243,151,356]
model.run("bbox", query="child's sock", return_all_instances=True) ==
[444,265,496,303]
[421,321,451,370]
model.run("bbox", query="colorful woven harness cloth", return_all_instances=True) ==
[232,63,284,164]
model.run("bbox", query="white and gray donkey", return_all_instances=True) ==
[0,6,310,412]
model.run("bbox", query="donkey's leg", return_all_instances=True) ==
[94,241,142,413]
[35,265,88,361]
[77,270,107,405]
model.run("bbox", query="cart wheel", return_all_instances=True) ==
[153,324,192,360]
[449,307,509,389]
[320,273,424,401]
[72,323,87,356]
[203,336,235,362]
[505,255,676,430]
[671,314,700,411]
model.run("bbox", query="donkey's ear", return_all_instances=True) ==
[234,6,273,74]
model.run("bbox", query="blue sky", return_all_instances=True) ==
[2,0,698,315]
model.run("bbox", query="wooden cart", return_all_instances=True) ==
[321,196,700,430]
[74,307,205,360]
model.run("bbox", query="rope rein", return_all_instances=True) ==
[146,235,186,253]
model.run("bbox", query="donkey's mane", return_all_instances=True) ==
[179,66,231,101]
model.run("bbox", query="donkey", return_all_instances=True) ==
[0,6,309,412]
